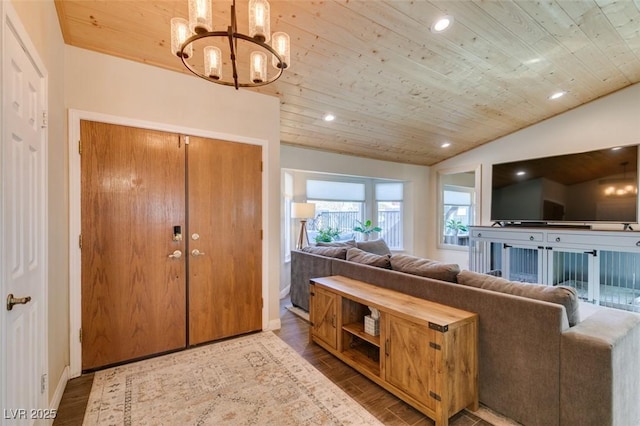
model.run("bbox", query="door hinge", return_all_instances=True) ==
[429,341,441,351]
[260,161,263,172]
[41,111,48,129]
[78,234,82,249]
[260,229,263,240]
[79,328,83,343]
[40,374,47,394]
[429,391,441,401]
[78,139,82,155]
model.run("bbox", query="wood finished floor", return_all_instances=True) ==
[54,298,491,426]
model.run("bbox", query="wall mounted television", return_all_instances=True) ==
[491,145,639,225]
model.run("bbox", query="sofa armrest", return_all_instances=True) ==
[560,309,640,426]
[290,250,333,312]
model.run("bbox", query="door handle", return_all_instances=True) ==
[191,249,205,257]
[6,294,32,311]
[168,250,182,259]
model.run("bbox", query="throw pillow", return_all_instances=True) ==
[317,239,357,248]
[457,270,581,327]
[346,247,391,269]
[301,246,348,259]
[356,238,392,255]
[390,254,460,283]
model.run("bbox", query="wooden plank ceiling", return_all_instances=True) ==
[54,0,640,166]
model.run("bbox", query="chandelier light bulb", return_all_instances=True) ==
[204,46,222,80]
[188,0,212,34]
[251,51,267,83]
[249,0,270,42]
[171,18,192,58]
[272,32,290,69]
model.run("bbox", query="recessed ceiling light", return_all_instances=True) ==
[431,16,453,33]
[323,113,335,122]
[548,91,566,100]
[611,146,623,151]
[516,171,526,176]
[441,142,451,148]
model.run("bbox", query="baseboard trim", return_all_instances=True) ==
[279,285,290,299]
[267,318,281,331]
[49,365,69,424]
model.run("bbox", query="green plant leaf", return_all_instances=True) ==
[353,219,382,235]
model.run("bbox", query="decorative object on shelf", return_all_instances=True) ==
[368,306,380,320]
[364,306,380,336]
[314,227,341,243]
[364,315,379,336]
[292,202,316,250]
[353,219,382,241]
[170,0,291,90]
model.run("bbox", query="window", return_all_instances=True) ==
[283,172,293,261]
[438,167,480,250]
[375,182,403,249]
[286,175,405,249]
[443,185,473,246]
[306,180,365,243]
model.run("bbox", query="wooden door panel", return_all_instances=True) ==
[81,121,186,370]
[310,286,337,349]
[386,315,438,410]
[187,137,262,345]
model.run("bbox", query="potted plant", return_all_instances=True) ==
[353,219,382,241]
[446,219,467,234]
[314,227,341,243]
[445,219,467,244]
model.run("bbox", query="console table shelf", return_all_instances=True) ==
[309,275,478,426]
[342,322,380,346]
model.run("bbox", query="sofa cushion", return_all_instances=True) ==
[356,238,392,255]
[317,239,357,248]
[301,245,348,259]
[457,270,581,326]
[390,254,460,283]
[346,248,391,269]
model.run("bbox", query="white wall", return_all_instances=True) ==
[281,145,430,256]
[431,83,640,267]
[10,0,67,403]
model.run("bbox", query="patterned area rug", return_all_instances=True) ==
[83,331,383,425]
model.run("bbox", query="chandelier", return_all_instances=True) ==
[170,0,290,90]
[601,162,638,197]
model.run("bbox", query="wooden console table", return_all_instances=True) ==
[309,275,478,426]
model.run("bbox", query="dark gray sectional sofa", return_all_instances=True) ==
[290,244,640,426]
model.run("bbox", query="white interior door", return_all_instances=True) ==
[1,4,48,424]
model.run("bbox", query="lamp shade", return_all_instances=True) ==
[292,202,316,219]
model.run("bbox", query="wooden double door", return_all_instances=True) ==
[80,121,262,371]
